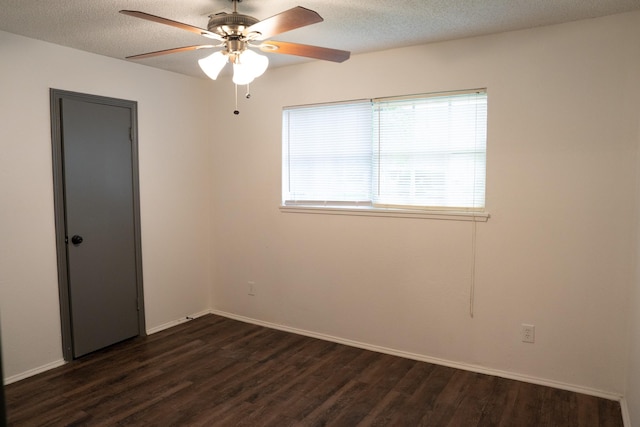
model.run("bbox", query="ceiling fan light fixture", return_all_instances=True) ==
[121,3,349,113]
[198,51,228,80]
[232,62,254,85]
[241,49,269,77]
[232,50,268,85]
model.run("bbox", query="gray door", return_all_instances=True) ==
[51,91,144,359]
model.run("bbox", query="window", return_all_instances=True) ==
[282,89,487,217]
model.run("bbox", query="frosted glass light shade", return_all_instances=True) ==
[241,50,269,78]
[232,62,255,85]
[232,50,269,85]
[198,51,228,80]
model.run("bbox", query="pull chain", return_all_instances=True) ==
[234,84,239,115]
[233,82,252,115]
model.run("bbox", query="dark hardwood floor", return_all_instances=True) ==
[5,314,623,426]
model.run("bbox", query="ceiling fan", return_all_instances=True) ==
[120,0,350,86]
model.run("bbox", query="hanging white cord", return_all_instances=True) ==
[469,91,480,318]
[234,84,239,115]
[470,217,477,318]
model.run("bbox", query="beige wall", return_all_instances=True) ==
[208,10,640,400]
[627,103,640,424]
[0,32,212,378]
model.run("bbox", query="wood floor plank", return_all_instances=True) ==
[576,393,600,427]
[386,364,458,425]
[419,370,478,426]
[504,381,548,427]
[303,379,373,426]
[329,383,394,426]
[4,314,624,426]
[444,372,496,426]
[359,353,416,391]
[355,389,407,427]
[392,358,437,396]
[598,398,625,427]
[539,388,578,427]
[476,375,520,427]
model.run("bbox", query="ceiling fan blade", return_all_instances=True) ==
[260,41,350,63]
[246,7,323,40]
[126,45,215,60]
[119,10,223,41]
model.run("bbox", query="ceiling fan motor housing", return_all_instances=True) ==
[207,12,259,38]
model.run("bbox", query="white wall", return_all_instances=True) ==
[629,256,640,420]
[627,102,640,424]
[209,10,640,397]
[0,31,212,379]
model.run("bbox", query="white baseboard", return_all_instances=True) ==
[145,309,212,335]
[210,309,625,404]
[4,359,66,385]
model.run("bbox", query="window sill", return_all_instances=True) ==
[279,205,490,222]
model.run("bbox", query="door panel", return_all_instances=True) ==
[60,98,141,358]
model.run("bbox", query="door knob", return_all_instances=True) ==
[71,235,83,245]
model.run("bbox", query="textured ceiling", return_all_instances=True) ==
[1,0,640,79]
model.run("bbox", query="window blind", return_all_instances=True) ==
[373,91,487,210]
[282,90,487,211]
[282,100,373,204]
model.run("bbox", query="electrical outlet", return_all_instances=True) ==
[248,281,255,296]
[521,324,535,343]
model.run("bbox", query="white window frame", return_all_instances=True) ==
[281,89,489,221]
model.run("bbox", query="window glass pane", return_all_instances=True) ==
[283,101,372,203]
[373,92,486,209]
[282,90,487,211]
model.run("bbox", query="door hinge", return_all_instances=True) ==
[129,127,133,142]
